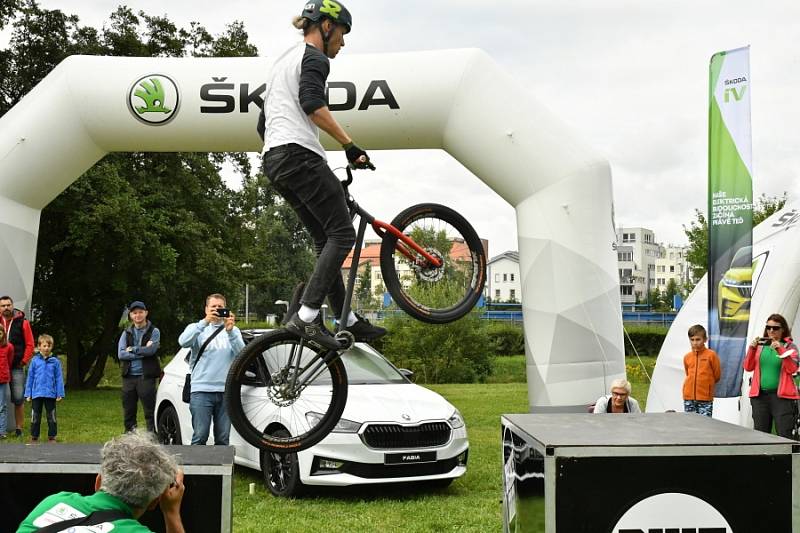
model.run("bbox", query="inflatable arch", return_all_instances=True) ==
[0,49,623,411]
[647,201,800,424]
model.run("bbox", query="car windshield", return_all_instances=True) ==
[341,344,409,385]
[729,246,752,269]
[256,340,408,386]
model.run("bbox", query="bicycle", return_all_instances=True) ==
[225,165,487,452]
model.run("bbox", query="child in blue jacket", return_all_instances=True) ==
[24,334,65,442]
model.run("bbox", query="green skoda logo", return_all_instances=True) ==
[128,74,180,125]
[319,0,342,19]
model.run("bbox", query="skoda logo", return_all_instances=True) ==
[128,74,180,125]
[402,414,411,421]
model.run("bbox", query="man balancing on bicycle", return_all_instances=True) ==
[258,0,386,351]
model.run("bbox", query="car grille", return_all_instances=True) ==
[339,457,461,479]
[737,287,752,297]
[361,422,451,449]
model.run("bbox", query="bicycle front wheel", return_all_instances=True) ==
[380,203,487,324]
[225,329,348,453]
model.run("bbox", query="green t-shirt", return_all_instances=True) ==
[759,346,782,391]
[17,490,150,532]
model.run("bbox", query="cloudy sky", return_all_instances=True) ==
[9,0,800,256]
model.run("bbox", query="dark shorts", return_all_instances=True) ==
[10,367,25,405]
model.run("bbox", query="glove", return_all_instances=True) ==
[343,142,374,169]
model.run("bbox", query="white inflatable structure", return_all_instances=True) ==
[647,201,800,424]
[0,49,624,412]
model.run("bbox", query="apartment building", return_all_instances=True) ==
[616,226,692,305]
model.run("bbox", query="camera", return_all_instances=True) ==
[758,337,772,346]
[215,308,230,318]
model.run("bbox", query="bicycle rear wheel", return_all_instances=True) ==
[380,203,486,324]
[225,329,348,453]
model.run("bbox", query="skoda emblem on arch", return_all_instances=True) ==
[613,492,732,532]
[402,413,411,421]
[128,74,180,125]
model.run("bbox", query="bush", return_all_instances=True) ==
[623,325,668,356]
[485,322,524,356]
[381,311,492,383]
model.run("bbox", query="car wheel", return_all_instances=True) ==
[259,429,303,497]
[157,405,182,445]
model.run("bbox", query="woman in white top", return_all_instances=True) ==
[593,378,641,413]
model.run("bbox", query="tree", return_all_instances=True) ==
[664,278,679,310]
[1,3,273,387]
[683,192,787,281]
[355,262,375,309]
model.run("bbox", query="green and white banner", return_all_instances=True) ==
[708,46,753,398]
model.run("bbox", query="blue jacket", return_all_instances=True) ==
[24,353,65,399]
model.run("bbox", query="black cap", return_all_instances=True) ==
[128,301,147,311]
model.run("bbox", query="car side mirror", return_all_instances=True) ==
[399,368,414,381]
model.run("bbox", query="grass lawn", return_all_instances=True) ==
[2,355,655,532]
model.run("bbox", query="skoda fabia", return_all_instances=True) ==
[155,332,468,497]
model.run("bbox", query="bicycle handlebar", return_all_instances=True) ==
[344,161,376,186]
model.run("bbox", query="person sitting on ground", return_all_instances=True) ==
[17,430,185,532]
[592,378,641,413]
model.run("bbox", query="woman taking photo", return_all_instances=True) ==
[743,313,799,438]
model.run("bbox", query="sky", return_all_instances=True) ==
[7,0,800,257]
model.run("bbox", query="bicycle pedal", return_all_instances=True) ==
[334,330,355,350]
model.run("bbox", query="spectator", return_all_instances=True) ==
[0,326,13,439]
[743,313,799,439]
[0,295,34,437]
[593,378,641,413]
[16,430,185,533]
[178,293,244,445]
[118,301,161,433]
[682,324,721,417]
[24,334,65,443]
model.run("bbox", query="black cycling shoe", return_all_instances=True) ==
[345,313,387,342]
[282,282,306,326]
[285,312,341,351]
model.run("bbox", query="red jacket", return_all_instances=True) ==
[743,338,799,400]
[1,309,34,368]
[0,343,13,383]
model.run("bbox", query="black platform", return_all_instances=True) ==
[501,413,799,532]
[1,444,234,532]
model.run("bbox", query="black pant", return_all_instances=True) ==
[263,144,355,316]
[121,375,157,432]
[30,397,57,439]
[751,391,796,439]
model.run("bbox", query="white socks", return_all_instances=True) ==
[298,305,319,323]
[298,306,358,326]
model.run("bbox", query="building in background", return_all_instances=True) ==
[486,251,520,303]
[616,226,692,306]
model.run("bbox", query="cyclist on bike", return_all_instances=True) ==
[258,0,386,351]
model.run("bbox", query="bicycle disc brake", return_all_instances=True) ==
[412,249,445,282]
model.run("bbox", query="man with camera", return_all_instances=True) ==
[178,294,244,445]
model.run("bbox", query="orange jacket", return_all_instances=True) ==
[683,347,721,401]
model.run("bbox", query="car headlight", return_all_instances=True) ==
[721,277,750,288]
[305,412,362,433]
[448,409,465,429]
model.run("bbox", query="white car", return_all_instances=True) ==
[155,332,469,497]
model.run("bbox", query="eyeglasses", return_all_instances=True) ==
[765,325,782,331]
[611,391,629,398]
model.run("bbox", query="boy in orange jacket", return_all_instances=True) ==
[683,324,721,417]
